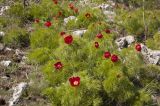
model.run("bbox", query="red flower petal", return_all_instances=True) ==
[34,19,40,23]
[54,62,63,70]
[69,3,74,9]
[60,31,66,36]
[53,0,58,4]
[104,52,111,58]
[74,8,78,13]
[135,44,141,52]
[111,54,119,62]
[69,76,80,87]
[85,13,91,18]
[64,35,73,44]
[105,29,111,34]
[96,33,103,39]
[44,21,52,27]
[95,42,99,48]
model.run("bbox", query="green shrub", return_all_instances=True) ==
[3,26,30,47]
[43,71,102,106]
[25,1,160,105]
[28,47,51,64]
[66,8,106,29]
[146,31,160,50]
[30,27,59,49]
[115,9,160,39]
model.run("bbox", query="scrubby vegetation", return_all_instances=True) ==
[0,0,160,106]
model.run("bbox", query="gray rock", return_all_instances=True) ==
[97,3,112,10]
[140,44,160,65]
[0,31,5,37]
[64,16,77,25]
[0,60,12,67]
[115,36,135,49]
[9,82,28,106]
[5,47,12,51]
[72,29,87,37]
[0,6,9,15]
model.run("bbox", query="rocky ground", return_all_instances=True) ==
[0,44,51,106]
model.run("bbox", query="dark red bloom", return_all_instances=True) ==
[135,44,141,52]
[95,42,99,48]
[96,33,103,39]
[53,0,58,4]
[74,8,78,13]
[111,54,119,62]
[34,19,40,23]
[104,51,111,58]
[44,21,52,27]
[64,35,73,44]
[69,3,74,10]
[54,62,63,70]
[58,11,62,17]
[105,29,111,34]
[60,31,66,36]
[85,13,91,18]
[69,76,80,87]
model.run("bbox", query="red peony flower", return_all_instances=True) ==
[104,51,111,58]
[111,54,119,62]
[60,31,66,36]
[135,44,141,52]
[53,0,58,4]
[64,35,73,44]
[74,8,78,13]
[54,62,63,70]
[34,19,40,23]
[44,21,52,27]
[58,11,62,17]
[105,29,111,34]
[95,42,99,48]
[96,33,103,39]
[85,13,91,18]
[69,3,74,10]
[69,76,80,87]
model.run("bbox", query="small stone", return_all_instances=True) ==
[5,47,12,51]
[1,75,10,80]
[0,60,12,67]
[115,36,135,49]
[0,31,5,37]
[64,16,77,25]
[72,29,87,37]
[125,36,135,44]
[9,82,28,106]
[140,44,160,65]
[0,6,10,15]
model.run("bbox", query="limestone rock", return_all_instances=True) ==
[140,44,160,65]
[0,31,5,37]
[9,82,28,106]
[0,6,9,15]
[115,36,135,49]
[0,60,12,67]
[64,16,77,25]
[72,29,87,37]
